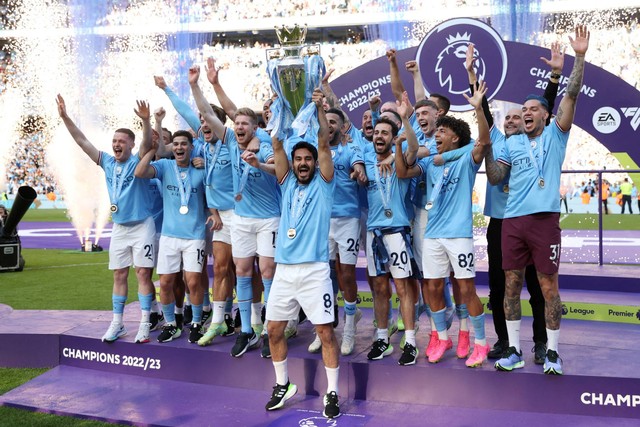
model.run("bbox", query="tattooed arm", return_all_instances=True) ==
[485,148,510,185]
[555,25,590,131]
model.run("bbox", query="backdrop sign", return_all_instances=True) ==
[331,18,640,165]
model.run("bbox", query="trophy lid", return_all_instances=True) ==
[275,24,307,46]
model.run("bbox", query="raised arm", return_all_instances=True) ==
[397,91,420,167]
[387,49,405,102]
[405,60,426,102]
[134,100,152,159]
[153,107,171,159]
[321,68,351,129]
[206,57,239,120]
[134,138,158,179]
[154,75,201,133]
[465,44,493,129]
[463,81,491,164]
[314,88,334,181]
[189,65,226,141]
[540,41,565,123]
[271,134,289,183]
[56,94,100,163]
[555,25,590,131]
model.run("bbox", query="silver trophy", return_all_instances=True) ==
[266,25,325,140]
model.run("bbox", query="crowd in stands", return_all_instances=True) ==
[5,133,58,196]
[0,3,638,200]
[95,0,488,26]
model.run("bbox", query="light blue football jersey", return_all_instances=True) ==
[99,152,153,225]
[224,128,281,218]
[275,170,335,264]
[152,158,207,240]
[497,119,569,218]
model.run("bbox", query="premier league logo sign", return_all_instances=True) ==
[416,18,508,112]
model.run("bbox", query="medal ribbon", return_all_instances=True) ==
[235,149,251,198]
[526,137,544,183]
[426,164,448,208]
[289,184,309,231]
[204,140,223,186]
[374,163,392,213]
[172,162,192,209]
[110,157,130,207]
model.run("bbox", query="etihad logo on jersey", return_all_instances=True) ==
[416,18,508,112]
[581,392,640,407]
[592,107,621,134]
[620,107,640,131]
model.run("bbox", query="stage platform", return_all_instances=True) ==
[1,300,639,426]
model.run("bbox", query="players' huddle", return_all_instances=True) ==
[56,25,590,419]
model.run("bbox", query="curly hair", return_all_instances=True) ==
[436,115,471,147]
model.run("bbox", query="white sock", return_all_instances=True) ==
[113,313,123,324]
[185,294,191,305]
[273,359,288,385]
[140,310,150,323]
[376,328,388,342]
[251,303,262,325]
[212,301,225,324]
[506,320,521,352]
[404,329,416,347]
[459,317,469,332]
[325,366,339,395]
[429,316,436,331]
[546,328,560,352]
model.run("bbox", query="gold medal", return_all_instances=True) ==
[384,209,393,218]
[425,202,433,210]
[539,178,545,189]
[235,194,242,201]
[503,184,509,193]
[110,204,118,213]
[179,205,189,215]
[287,228,296,239]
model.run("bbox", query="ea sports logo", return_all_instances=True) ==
[416,18,508,112]
[592,107,621,134]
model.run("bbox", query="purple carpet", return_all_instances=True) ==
[1,303,639,426]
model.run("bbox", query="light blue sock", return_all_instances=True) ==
[112,294,127,314]
[444,278,453,308]
[138,293,152,312]
[163,302,176,324]
[456,303,469,320]
[329,260,339,295]
[224,296,233,314]
[237,276,253,334]
[192,303,203,324]
[424,304,432,318]
[263,278,273,306]
[203,287,211,308]
[344,300,357,317]
[432,308,447,332]
[470,313,486,341]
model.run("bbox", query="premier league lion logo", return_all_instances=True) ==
[416,18,508,112]
[299,416,338,426]
[435,32,486,95]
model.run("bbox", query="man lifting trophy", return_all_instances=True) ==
[266,24,325,144]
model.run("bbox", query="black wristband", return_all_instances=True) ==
[549,73,561,80]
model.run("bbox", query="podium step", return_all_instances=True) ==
[2,364,639,427]
[1,305,640,424]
